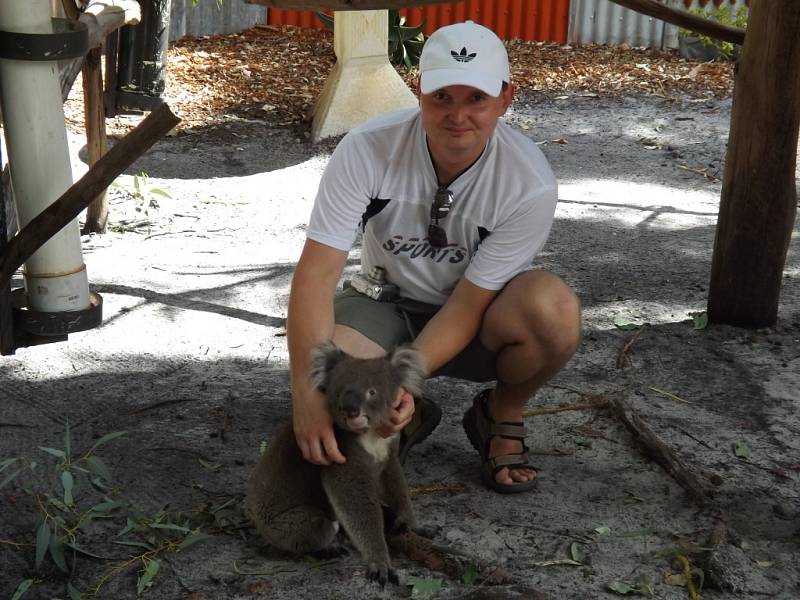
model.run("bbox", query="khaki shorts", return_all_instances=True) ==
[333,287,497,382]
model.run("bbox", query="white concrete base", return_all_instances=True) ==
[311,11,417,142]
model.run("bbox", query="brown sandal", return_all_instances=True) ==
[462,389,538,494]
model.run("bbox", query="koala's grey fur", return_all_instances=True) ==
[246,341,426,585]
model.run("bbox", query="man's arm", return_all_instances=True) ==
[287,239,349,465]
[415,277,498,378]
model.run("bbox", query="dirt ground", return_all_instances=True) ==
[1,37,799,600]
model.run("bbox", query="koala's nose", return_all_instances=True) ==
[339,390,361,417]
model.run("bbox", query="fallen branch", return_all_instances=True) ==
[523,396,609,418]
[616,326,646,369]
[606,0,745,45]
[609,397,712,504]
[0,104,181,288]
[387,529,512,585]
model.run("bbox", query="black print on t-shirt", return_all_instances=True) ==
[382,236,467,264]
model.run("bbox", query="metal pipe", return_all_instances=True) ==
[0,0,90,312]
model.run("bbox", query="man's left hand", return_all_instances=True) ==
[378,387,415,437]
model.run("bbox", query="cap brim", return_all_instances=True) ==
[419,68,503,97]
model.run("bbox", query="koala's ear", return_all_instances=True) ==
[309,341,343,392]
[389,345,427,398]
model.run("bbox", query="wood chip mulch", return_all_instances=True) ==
[65,24,734,136]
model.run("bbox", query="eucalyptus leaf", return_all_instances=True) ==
[594,526,611,536]
[114,539,155,551]
[91,500,123,513]
[0,468,21,490]
[0,457,18,472]
[149,188,171,198]
[67,582,82,600]
[533,558,583,567]
[150,522,190,533]
[137,559,161,595]
[461,562,478,585]
[733,441,751,459]
[85,456,112,482]
[65,542,111,560]
[89,431,127,454]
[176,531,212,552]
[49,534,68,572]
[607,580,636,595]
[690,311,708,330]
[613,315,641,331]
[408,576,444,598]
[35,521,51,568]
[61,471,75,506]
[39,447,66,459]
[570,542,583,563]
[10,579,34,600]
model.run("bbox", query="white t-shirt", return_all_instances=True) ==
[307,108,557,305]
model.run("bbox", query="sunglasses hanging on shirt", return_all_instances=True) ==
[428,187,453,248]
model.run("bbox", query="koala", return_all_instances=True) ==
[246,341,426,586]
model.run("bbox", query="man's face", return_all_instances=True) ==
[419,83,513,165]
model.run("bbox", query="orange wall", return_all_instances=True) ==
[267,0,570,43]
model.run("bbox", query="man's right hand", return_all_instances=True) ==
[292,388,346,465]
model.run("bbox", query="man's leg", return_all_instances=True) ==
[478,270,582,486]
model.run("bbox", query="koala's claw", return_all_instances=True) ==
[367,561,399,587]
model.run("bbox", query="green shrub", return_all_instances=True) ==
[679,5,748,61]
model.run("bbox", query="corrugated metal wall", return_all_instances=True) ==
[267,0,570,42]
[169,0,267,40]
[569,0,747,49]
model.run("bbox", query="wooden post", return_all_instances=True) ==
[0,104,180,289]
[81,45,109,234]
[708,2,800,327]
[0,144,14,355]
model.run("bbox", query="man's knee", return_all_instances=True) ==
[484,271,582,357]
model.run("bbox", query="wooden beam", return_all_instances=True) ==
[605,0,745,45]
[708,1,800,327]
[0,104,180,288]
[245,0,456,12]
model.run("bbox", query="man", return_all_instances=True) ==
[287,21,581,493]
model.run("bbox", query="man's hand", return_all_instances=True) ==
[293,388,346,465]
[378,387,415,438]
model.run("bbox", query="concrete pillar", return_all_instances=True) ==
[311,10,418,142]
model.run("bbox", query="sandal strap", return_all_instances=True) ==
[487,422,526,440]
[486,453,535,477]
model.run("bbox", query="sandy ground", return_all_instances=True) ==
[1,87,799,600]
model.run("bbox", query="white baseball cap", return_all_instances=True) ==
[419,21,510,97]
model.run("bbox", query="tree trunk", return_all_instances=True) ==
[707,1,800,327]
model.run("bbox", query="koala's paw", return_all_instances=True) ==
[367,561,399,587]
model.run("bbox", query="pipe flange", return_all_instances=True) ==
[0,18,88,61]
[11,289,102,337]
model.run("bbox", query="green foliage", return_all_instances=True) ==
[1,427,214,598]
[388,10,426,70]
[315,11,427,70]
[679,6,748,61]
[407,576,445,597]
[111,171,171,220]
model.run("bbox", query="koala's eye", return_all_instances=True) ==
[366,388,377,399]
